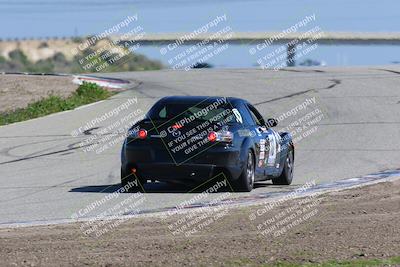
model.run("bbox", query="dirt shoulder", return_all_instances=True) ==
[0,74,77,113]
[0,179,399,266]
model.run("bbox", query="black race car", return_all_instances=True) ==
[121,96,294,192]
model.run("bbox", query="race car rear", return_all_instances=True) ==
[121,97,246,187]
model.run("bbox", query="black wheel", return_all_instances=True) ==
[272,150,294,185]
[234,151,255,192]
[121,167,145,192]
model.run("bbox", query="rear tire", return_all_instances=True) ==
[272,150,294,185]
[234,151,255,192]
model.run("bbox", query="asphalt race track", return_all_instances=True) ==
[0,66,399,226]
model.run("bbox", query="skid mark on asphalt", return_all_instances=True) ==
[0,134,73,138]
[83,127,100,135]
[376,68,400,75]
[0,131,125,164]
[0,137,76,159]
[279,68,326,73]
[253,79,341,106]
[0,142,89,165]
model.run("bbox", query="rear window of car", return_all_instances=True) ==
[147,102,238,123]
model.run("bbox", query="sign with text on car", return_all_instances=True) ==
[145,97,246,165]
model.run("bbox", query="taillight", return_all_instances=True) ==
[208,130,233,143]
[172,123,183,129]
[138,129,147,139]
[208,131,217,142]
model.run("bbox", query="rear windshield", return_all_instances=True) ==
[147,101,238,124]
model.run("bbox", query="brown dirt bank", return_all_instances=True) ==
[0,179,399,266]
[0,74,76,113]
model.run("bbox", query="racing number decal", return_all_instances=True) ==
[266,131,280,166]
[267,131,281,166]
[232,108,243,124]
[259,139,266,159]
[273,131,281,156]
[258,139,266,167]
[267,133,276,166]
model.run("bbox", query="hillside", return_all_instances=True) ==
[0,38,163,73]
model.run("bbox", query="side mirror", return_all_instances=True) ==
[266,118,278,127]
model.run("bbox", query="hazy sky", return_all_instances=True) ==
[1,0,399,38]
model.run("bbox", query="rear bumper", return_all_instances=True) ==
[122,145,243,182]
[137,163,216,183]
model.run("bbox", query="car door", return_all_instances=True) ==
[246,104,281,177]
